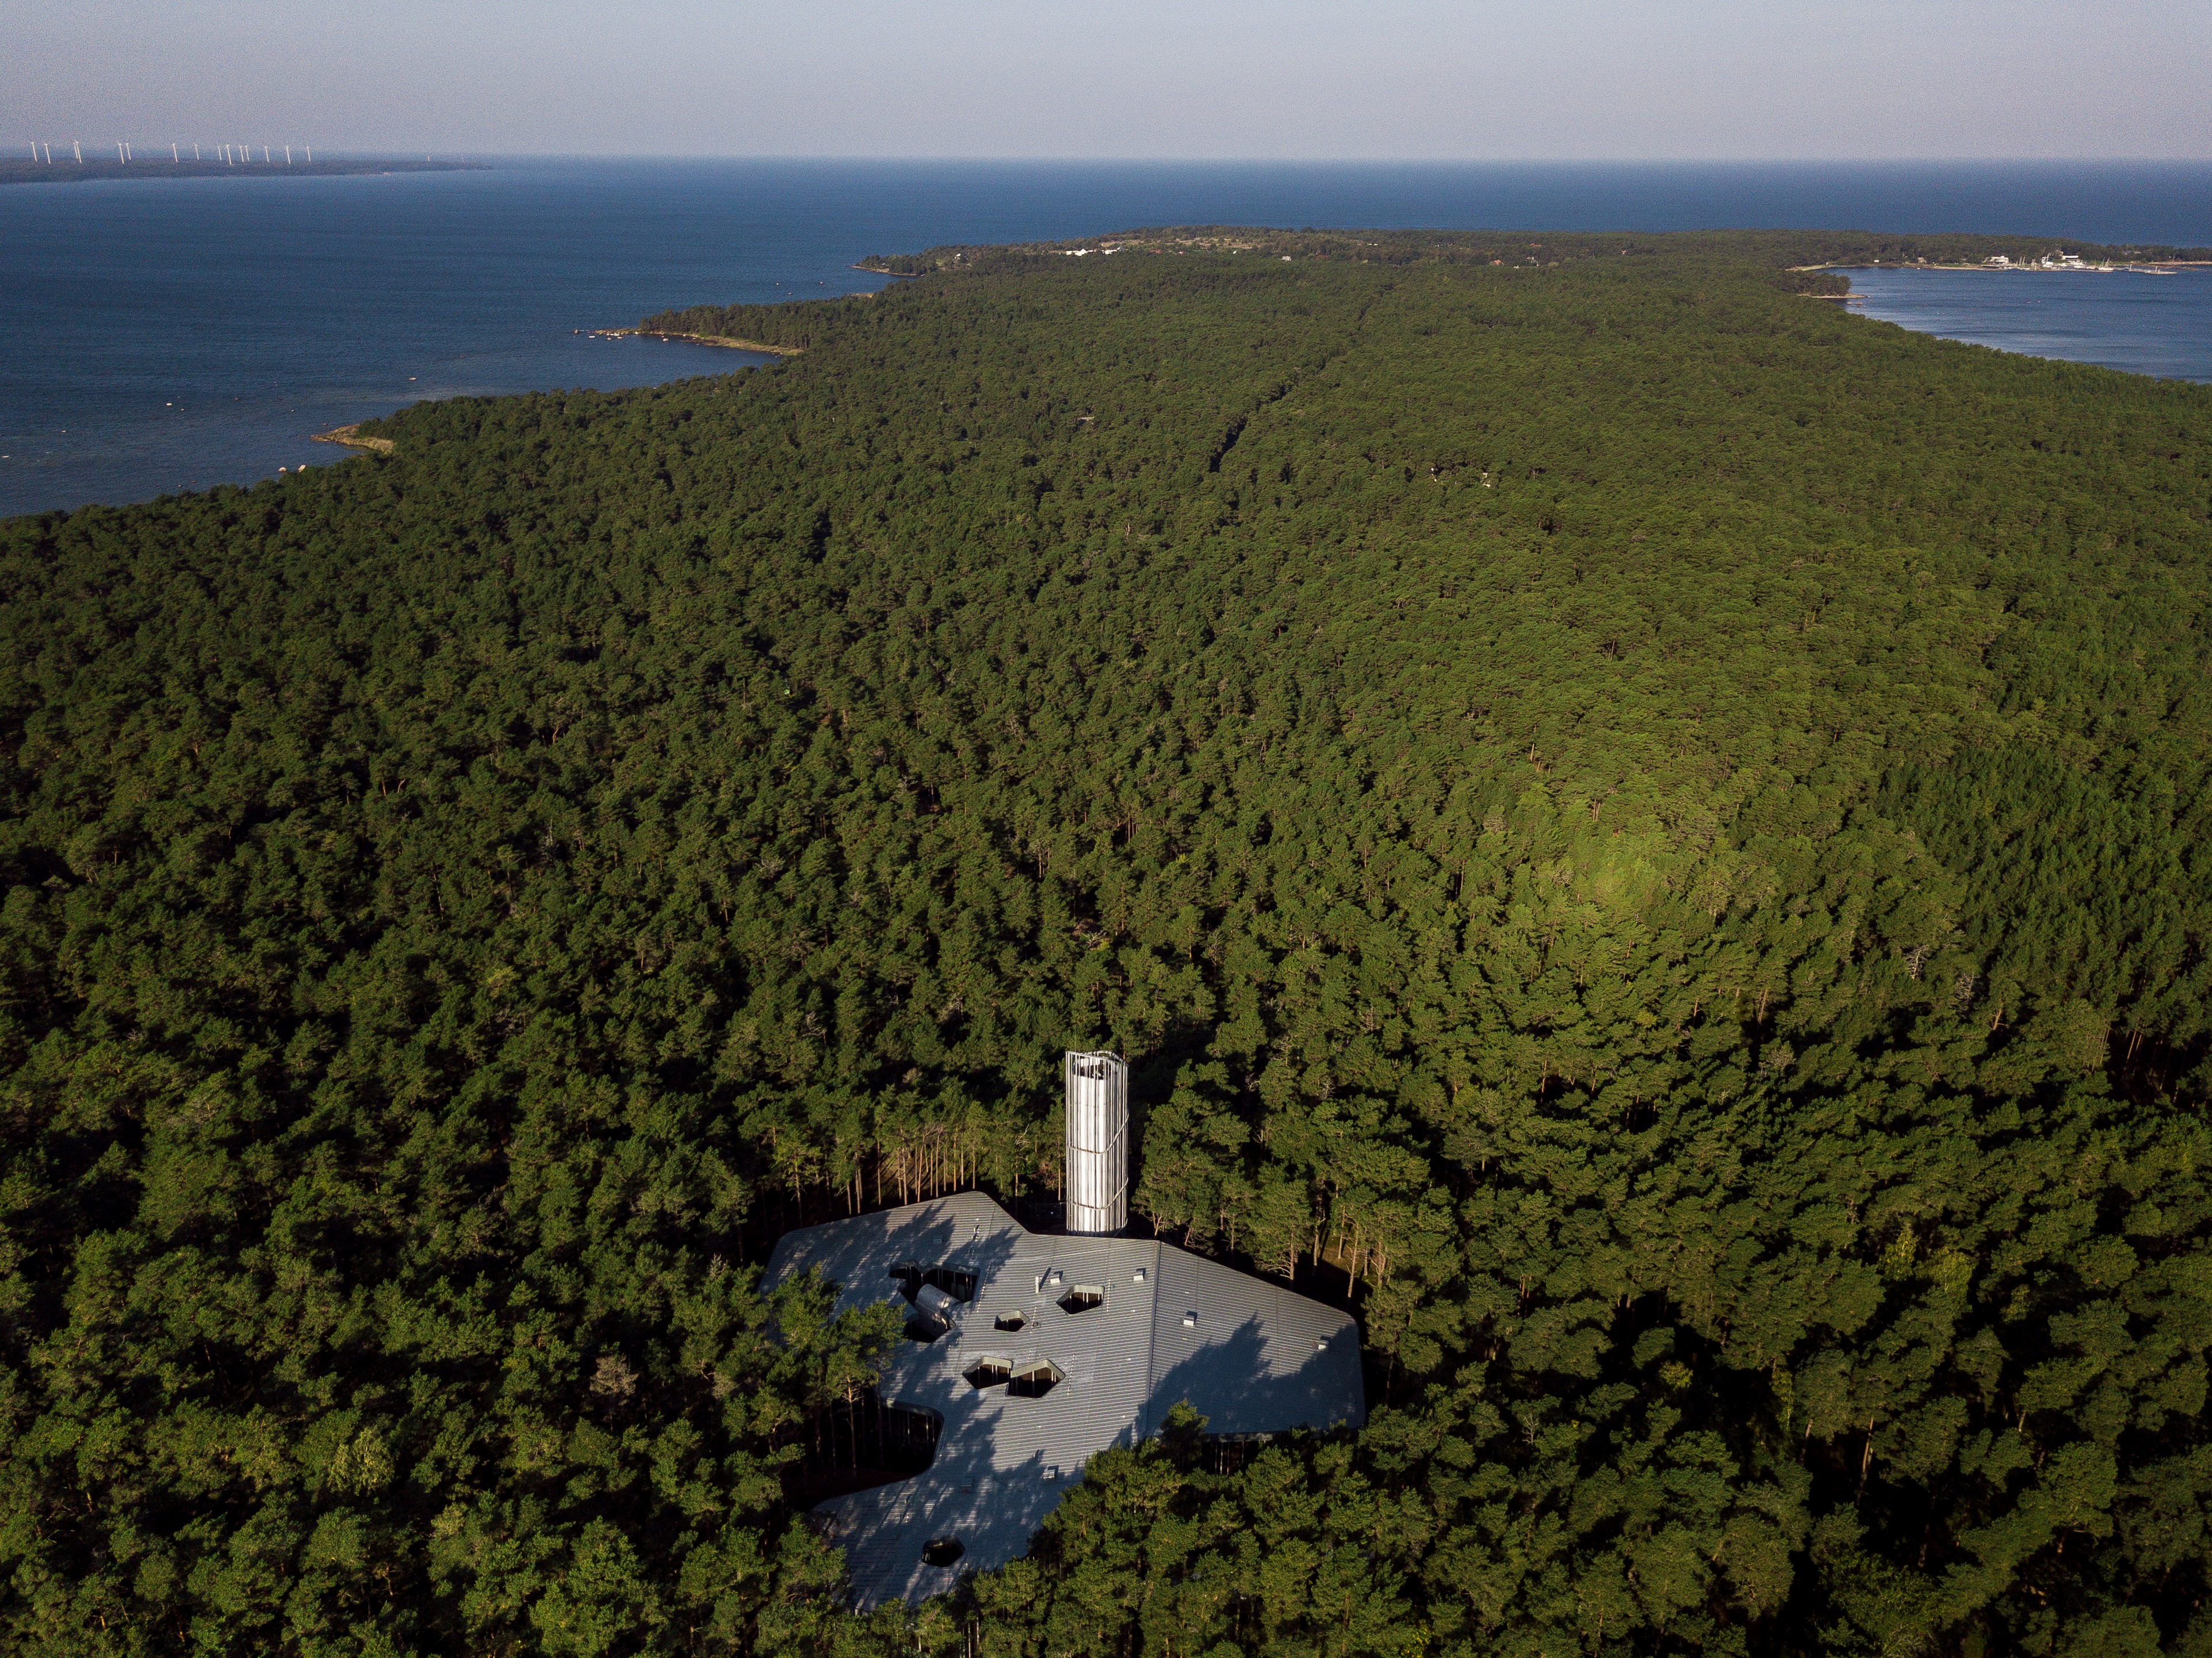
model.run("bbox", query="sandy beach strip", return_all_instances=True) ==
[591,328,803,356]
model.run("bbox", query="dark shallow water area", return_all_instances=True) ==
[5,158,2211,518]
[1846,266,2212,384]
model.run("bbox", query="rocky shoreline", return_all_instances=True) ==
[310,424,394,454]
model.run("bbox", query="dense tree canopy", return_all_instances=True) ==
[2,228,2209,1657]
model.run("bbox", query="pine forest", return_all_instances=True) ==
[2,227,2210,1657]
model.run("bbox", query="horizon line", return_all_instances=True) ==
[28,150,2212,167]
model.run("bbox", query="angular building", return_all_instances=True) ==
[762,1187,1364,1606]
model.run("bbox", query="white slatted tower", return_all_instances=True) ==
[1063,1050,1128,1235]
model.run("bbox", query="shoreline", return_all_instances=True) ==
[1812,261,2210,274]
[311,424,394,454]
[590,328,803,357]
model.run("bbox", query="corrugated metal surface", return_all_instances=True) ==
[762,1193,1363,1607]
[1147,1242,1364,1438]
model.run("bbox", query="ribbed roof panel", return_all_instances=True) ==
[761,1194,1363,1606]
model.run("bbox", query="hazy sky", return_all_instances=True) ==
[14,0,2210,159]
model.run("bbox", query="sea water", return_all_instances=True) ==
[1846,266,2212,384]
[5,159,2211,519]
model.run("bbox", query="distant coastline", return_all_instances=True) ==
[1,156,484,187]
[1808,259,2212,274]
[1830,262,2210,273]
[590,328,803,357]
[14,156,2212,519]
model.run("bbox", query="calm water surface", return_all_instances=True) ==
[1847,266,2212,384]
[5,159,2211,518]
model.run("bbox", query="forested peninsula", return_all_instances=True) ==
[3,228,2210,1657]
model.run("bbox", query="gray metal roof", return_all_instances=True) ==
[761,1192,1364,1607]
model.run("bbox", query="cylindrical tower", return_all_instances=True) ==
[1063,1050,1128,1235]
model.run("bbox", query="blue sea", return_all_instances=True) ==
[1845,265,2212,384]
[5,159,2211,519]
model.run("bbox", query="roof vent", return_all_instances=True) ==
[892,1263,976,1304]
[1181,1311,1196,1328]
[893,1266,967,1343]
